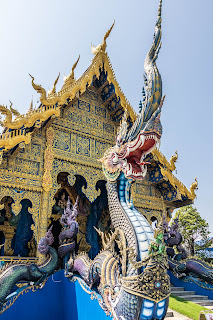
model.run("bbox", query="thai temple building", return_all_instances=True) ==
[0,30,197,265]
[2,1,212,320]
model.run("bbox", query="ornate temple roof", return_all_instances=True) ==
[0,20,197,204]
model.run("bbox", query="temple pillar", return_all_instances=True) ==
[0,222,16,256]
[38,126,54,262]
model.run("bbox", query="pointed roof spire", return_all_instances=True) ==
[27,97,34,114]
[91,20,115,55]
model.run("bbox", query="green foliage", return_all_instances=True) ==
[173,205,210,257]
[169,294,212,320]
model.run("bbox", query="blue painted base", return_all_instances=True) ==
[169,271,213,300]
[1,270,111,320]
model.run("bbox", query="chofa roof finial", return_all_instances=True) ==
[48,72,60,97]
[9,100,20,118]
[62,55,80,89]
[190,177,198,199]
[91,20,115,55]
[29,74,47,103]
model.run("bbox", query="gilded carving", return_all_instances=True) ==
[0,99,60,130]
[42,127,54,193]
[0,223,15,256]
[50,159,105,207]
[9,158,40,176]
[76,136,90,157]
[0,186,41,243]
[190,177,198,199]
[152,148,178,172]
[11,202,22,216]
[0,129,32,151]
[53,130,71,152]
[159,167,196,200]
[91,20,115,55]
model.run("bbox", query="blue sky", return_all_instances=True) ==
[0,0,212,235]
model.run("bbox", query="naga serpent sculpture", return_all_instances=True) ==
[58,196,79,261]
[163,216,213,287]
[66,1,171,319]
[0,227,58,312]
[0,1,173,318]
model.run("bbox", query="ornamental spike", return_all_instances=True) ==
[48,72,60,97]
[91,20,115,55]
[63,55,80,88]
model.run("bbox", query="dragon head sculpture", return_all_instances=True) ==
[101,0,164,182]
[101,97,164,182]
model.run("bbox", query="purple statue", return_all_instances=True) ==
[58,197,79,260]
[38,226,54,255]
[163,215,187,261]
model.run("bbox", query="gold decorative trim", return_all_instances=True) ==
[160,167,196,200]
[152,148,178,172]
[91,20,115,55]
[151,149,196,200]
[0,256,38,263]
[190,177,198,199]
[1,46,135,153]
[0,103,60,130]
[0,129,32,151]
[0,166,42,179]
[47,73,60,97]
[51,123,115,145]
[0,279,47,315]
[0,181,42,192]
[134,195,164,211]
[0,186,41,243]
[31,51,136,121]
[62,55,80,90]
[54,153,102,170]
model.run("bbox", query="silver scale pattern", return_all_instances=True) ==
[107,182,138,255]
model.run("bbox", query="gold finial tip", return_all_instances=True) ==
[91,20,115,55]
[190,177,198,199]
[48,72,61,96]
[169,150,178,171]
[62,55,80,88]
